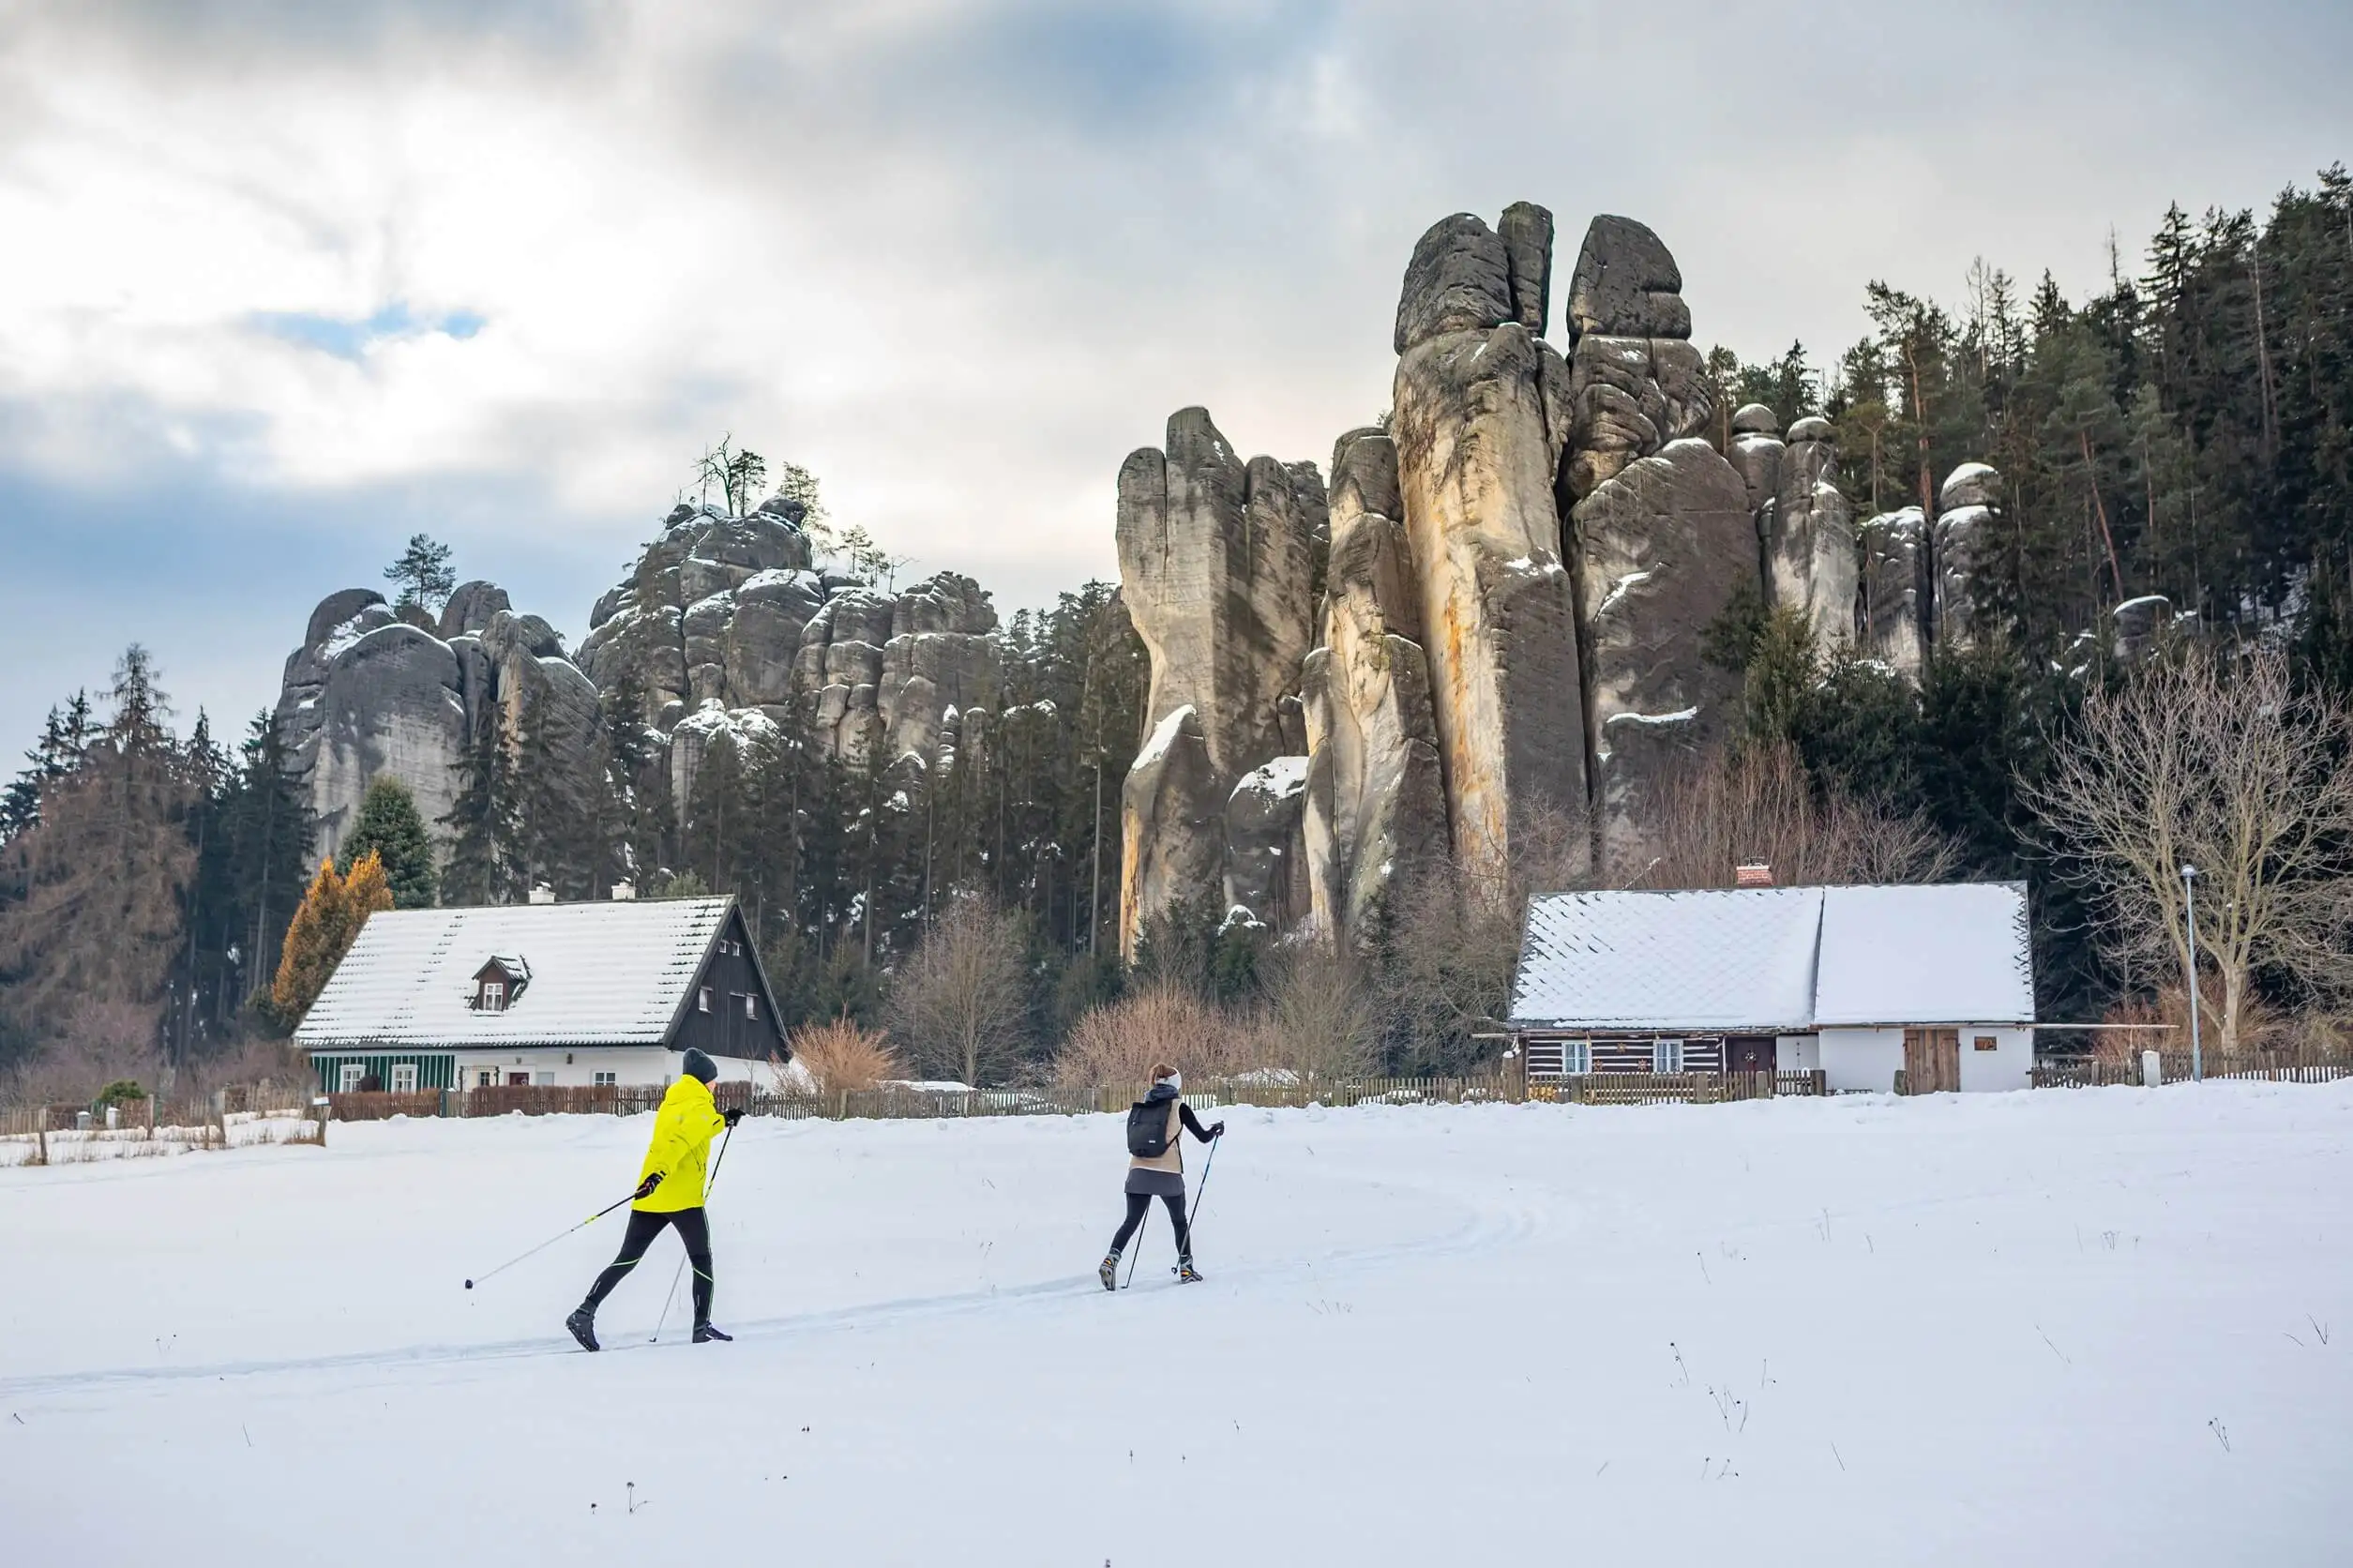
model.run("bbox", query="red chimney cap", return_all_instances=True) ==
[1735,863,1773,888]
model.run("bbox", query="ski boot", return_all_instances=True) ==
[1177,1258,1203,1284]
[1098,1252,1120,1291]
[692,1321,733,1344]
[566,1305,600,1352]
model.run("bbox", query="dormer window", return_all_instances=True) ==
[472,955,531,1013]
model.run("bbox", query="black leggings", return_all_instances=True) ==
[1111,1191,1190,1259]
[583,1207,714,1325]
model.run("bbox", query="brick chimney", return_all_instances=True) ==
[1735,863,1773,888]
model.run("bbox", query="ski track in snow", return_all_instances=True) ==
[5,1089,2352,1567]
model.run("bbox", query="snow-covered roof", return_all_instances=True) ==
[297,897,741,1049]
[1811,882,2033,1026]
[1510,882,2032,1032]
[1512,888,1825,1032]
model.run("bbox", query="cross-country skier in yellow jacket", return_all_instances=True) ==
[566,1048,741,1349]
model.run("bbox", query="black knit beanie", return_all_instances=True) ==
[681,1048,718,1084]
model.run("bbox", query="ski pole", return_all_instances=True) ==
[1122,1202,1147,1289]
[463,1188,641,1290]
[1185,1130,1221,1235]
[652,1121,736,1343]
[1170,1131,1220,1275]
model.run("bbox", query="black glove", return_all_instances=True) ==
[1210,1121,1227,1138]
[722,1107,745,1128]
[633,1172,663,1200]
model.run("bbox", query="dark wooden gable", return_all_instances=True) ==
[662,902,790,1062]
[470,956,529,1012]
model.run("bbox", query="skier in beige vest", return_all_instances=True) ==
[1100,1063,1223,1289]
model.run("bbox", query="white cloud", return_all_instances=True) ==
[0,0,2345,746]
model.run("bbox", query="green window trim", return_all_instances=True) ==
[311,1053,457,1093]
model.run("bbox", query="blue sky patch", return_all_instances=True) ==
[249,301,486,360]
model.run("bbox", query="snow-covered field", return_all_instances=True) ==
[5,1084,2350,1565]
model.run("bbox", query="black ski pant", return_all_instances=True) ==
[1110,1191,1190,1259]
[582,1206,714,1325]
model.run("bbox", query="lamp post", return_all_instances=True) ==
[2180,864,2203,1082]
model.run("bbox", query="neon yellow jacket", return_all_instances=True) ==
[634,1076,727,1212]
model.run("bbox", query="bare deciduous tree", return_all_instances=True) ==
[2026,646,2353,1054]
[780,1018,901,1096]
[1377,795,1591,1073]
[1253,941,1378,1081]
[1630,742,1960,891]
[885,894,1029,1086]
[1052,984,1255,1089]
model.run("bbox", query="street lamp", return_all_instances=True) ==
[2180,864,2203,1082]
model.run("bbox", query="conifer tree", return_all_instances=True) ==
[441,696,520,905]
[340,776,438,908]
[270,851,392,1024]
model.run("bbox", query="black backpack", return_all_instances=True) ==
[1126,1098,1173,1158]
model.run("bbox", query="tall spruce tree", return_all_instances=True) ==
[340,776,438,908]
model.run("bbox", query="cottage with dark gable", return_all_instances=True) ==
[296,895,786,1093]
[1508,881,2036,1093]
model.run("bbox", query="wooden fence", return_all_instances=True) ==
[1533,1070,1827,1106]
[2034,1052,2353,1089]
[0,1093,323,1166]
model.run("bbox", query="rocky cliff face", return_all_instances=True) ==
[1114,407,1323,953]
[1300,428,1448,946]
[1933,462,1999,651]
[1124,204,1921,940]
[579,498,1002,809]
[1570,438,1754,867]
[1389,205,1588,889]
[273,580,598,864]
[578,497,825,729]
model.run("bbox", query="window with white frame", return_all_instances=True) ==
[1519,1039,1591,1080]
[533,1071,556,1086]
[698,987,712,1013]
[594,1071,617,1087]
[390,1063,418,1093]
[339,1063,366,1092]
[1652,1038,1685,1073]
[742,992,758,1020]
[479,980,505,1012]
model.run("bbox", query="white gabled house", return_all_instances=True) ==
[296,895,786,1093]
[1508,882,2036,1093]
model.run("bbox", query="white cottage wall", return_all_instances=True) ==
[453,1048,677,1089]
[1818,1028,1903,1093]
[1957,1027,2034,1093]
[1775,1034,1820,1072]
[451,1048,769,1091]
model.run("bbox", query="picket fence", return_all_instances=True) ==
[2033,1051,2353,1089]
[0,1092,323,1167]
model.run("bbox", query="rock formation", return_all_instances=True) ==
[1933,461,1999,650]
[1389,205,1588,886]
[1114,407,1322,954]
[1570,439,1755,865]
[1299,428,1448,946]
[579,497,823,731]
[1769,416,1858,648]
[1558,216,1713,503]
[580,498,1001,813]
[1859,508,1927,676]
[274,581,597,863]
[1558,217,1744,867]
[1725,403,1785,535]
[796,571,1001,764]
[2111,594,2174,663]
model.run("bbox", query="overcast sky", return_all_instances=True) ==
[1,0,2345,753]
